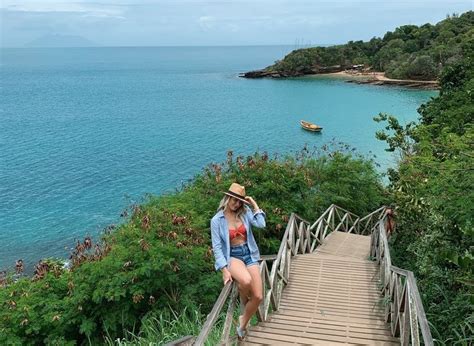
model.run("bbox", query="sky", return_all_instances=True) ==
[0,0,472,47]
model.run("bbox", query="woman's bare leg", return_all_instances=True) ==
[228,258,252,307]
[240,264,263,329]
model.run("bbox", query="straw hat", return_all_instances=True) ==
[224,183,250,205]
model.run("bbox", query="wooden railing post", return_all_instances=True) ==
[369,213,433,346]
[189,204,433,346]
[194,282,233,345]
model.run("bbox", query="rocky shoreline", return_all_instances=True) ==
[240,65,343,79]
[240,67,439,90]
[344,78,439,90]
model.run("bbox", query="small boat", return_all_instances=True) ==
[300,120,323,132]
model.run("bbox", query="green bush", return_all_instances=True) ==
[375,47,473,344]
[0,147,385,344]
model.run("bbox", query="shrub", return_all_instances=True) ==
[0,147,385,344]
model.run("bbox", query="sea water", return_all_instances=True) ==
[0,46,437,270]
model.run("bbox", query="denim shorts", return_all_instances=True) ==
[230,243,258,267]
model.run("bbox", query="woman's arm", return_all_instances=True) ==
[210,217,228,271]
[244,197,266,228]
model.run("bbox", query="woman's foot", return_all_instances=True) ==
[236,324,246,340]
[236,316,247,340]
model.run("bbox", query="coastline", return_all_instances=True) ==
[304,71,439,90]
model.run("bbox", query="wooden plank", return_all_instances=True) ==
[244,334,342,346]
[276,308,386,325]
[266,316,394,336]
[268,214,293,290]
[288,274,380,285]
[281,291,382,305]
[255,320,400,342]
[258,262,266,321]
[194,282,233,345]
[220,285,238,344]
[293,255,376,265]
[281,294,385,308]
[283,280,382,294]
[279,300,385,313]
[269,312,392,330]
[283,282,381,293]
[163,335,195,346]
[278,305,385,321]
[287,274,380,286]
[333,212,348,233]
[309,205,332,230]
[400,287,410,345]
[291,261,377,269]
[333,205,360,219]
[290,264,378,274]
[291,259,378,269]
[288,275,380,286]
[280,301,385,315]
[285,280,380,292]
[282,291,382,304]
[407,272,433,345]
[291,269,377,278]
[247,328,399,346]
[272,311,387,328]
[348,217,360,234]
[322,208,334,239]
[280,295,385,309]
[260,254,276,261]
[278,304,386,320]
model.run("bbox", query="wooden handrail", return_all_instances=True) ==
[185,204,433,345]
[192,204,375,345]
[370,214,433,346]
[164,335,195,346]
[193,282,233,345]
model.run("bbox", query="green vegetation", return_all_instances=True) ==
[2,14,472,345]
[104,308,222,346]
[266,11,473,80]
[0,147,385,344]
[374,32,473,344]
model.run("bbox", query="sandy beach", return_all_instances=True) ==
[314,71,439,89]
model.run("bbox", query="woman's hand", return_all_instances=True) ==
[245,196,259,211]
[222,267,233,284]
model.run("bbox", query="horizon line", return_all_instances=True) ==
[1,43,337,49]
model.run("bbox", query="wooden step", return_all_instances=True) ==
[245,231,399,345]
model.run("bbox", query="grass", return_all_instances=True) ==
[105,307,224,346]
[104,299,264,345]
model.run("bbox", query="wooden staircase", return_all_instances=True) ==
[186,205,433,346]
[243,231,399,345]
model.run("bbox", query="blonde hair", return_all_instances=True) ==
[217,195,246,219]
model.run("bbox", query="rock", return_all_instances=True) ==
[239,70,273,78]
[241,64,345,79]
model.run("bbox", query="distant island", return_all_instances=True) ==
[241,11,473,90]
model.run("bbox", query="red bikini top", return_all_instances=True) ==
[229,223,247,241]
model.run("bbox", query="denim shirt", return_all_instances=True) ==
[210,206,266,271]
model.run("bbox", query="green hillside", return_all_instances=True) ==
[247,11,473,81]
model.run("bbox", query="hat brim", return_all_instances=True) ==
[223,191,251,205]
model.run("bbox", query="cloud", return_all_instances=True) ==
[1,0,472,47]
[3,1,126,19]
[198,16,216,30]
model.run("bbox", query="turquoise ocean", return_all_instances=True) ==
[0,46,436,270]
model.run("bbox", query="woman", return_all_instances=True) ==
[385,207,396,238]
[210,182,266,340]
